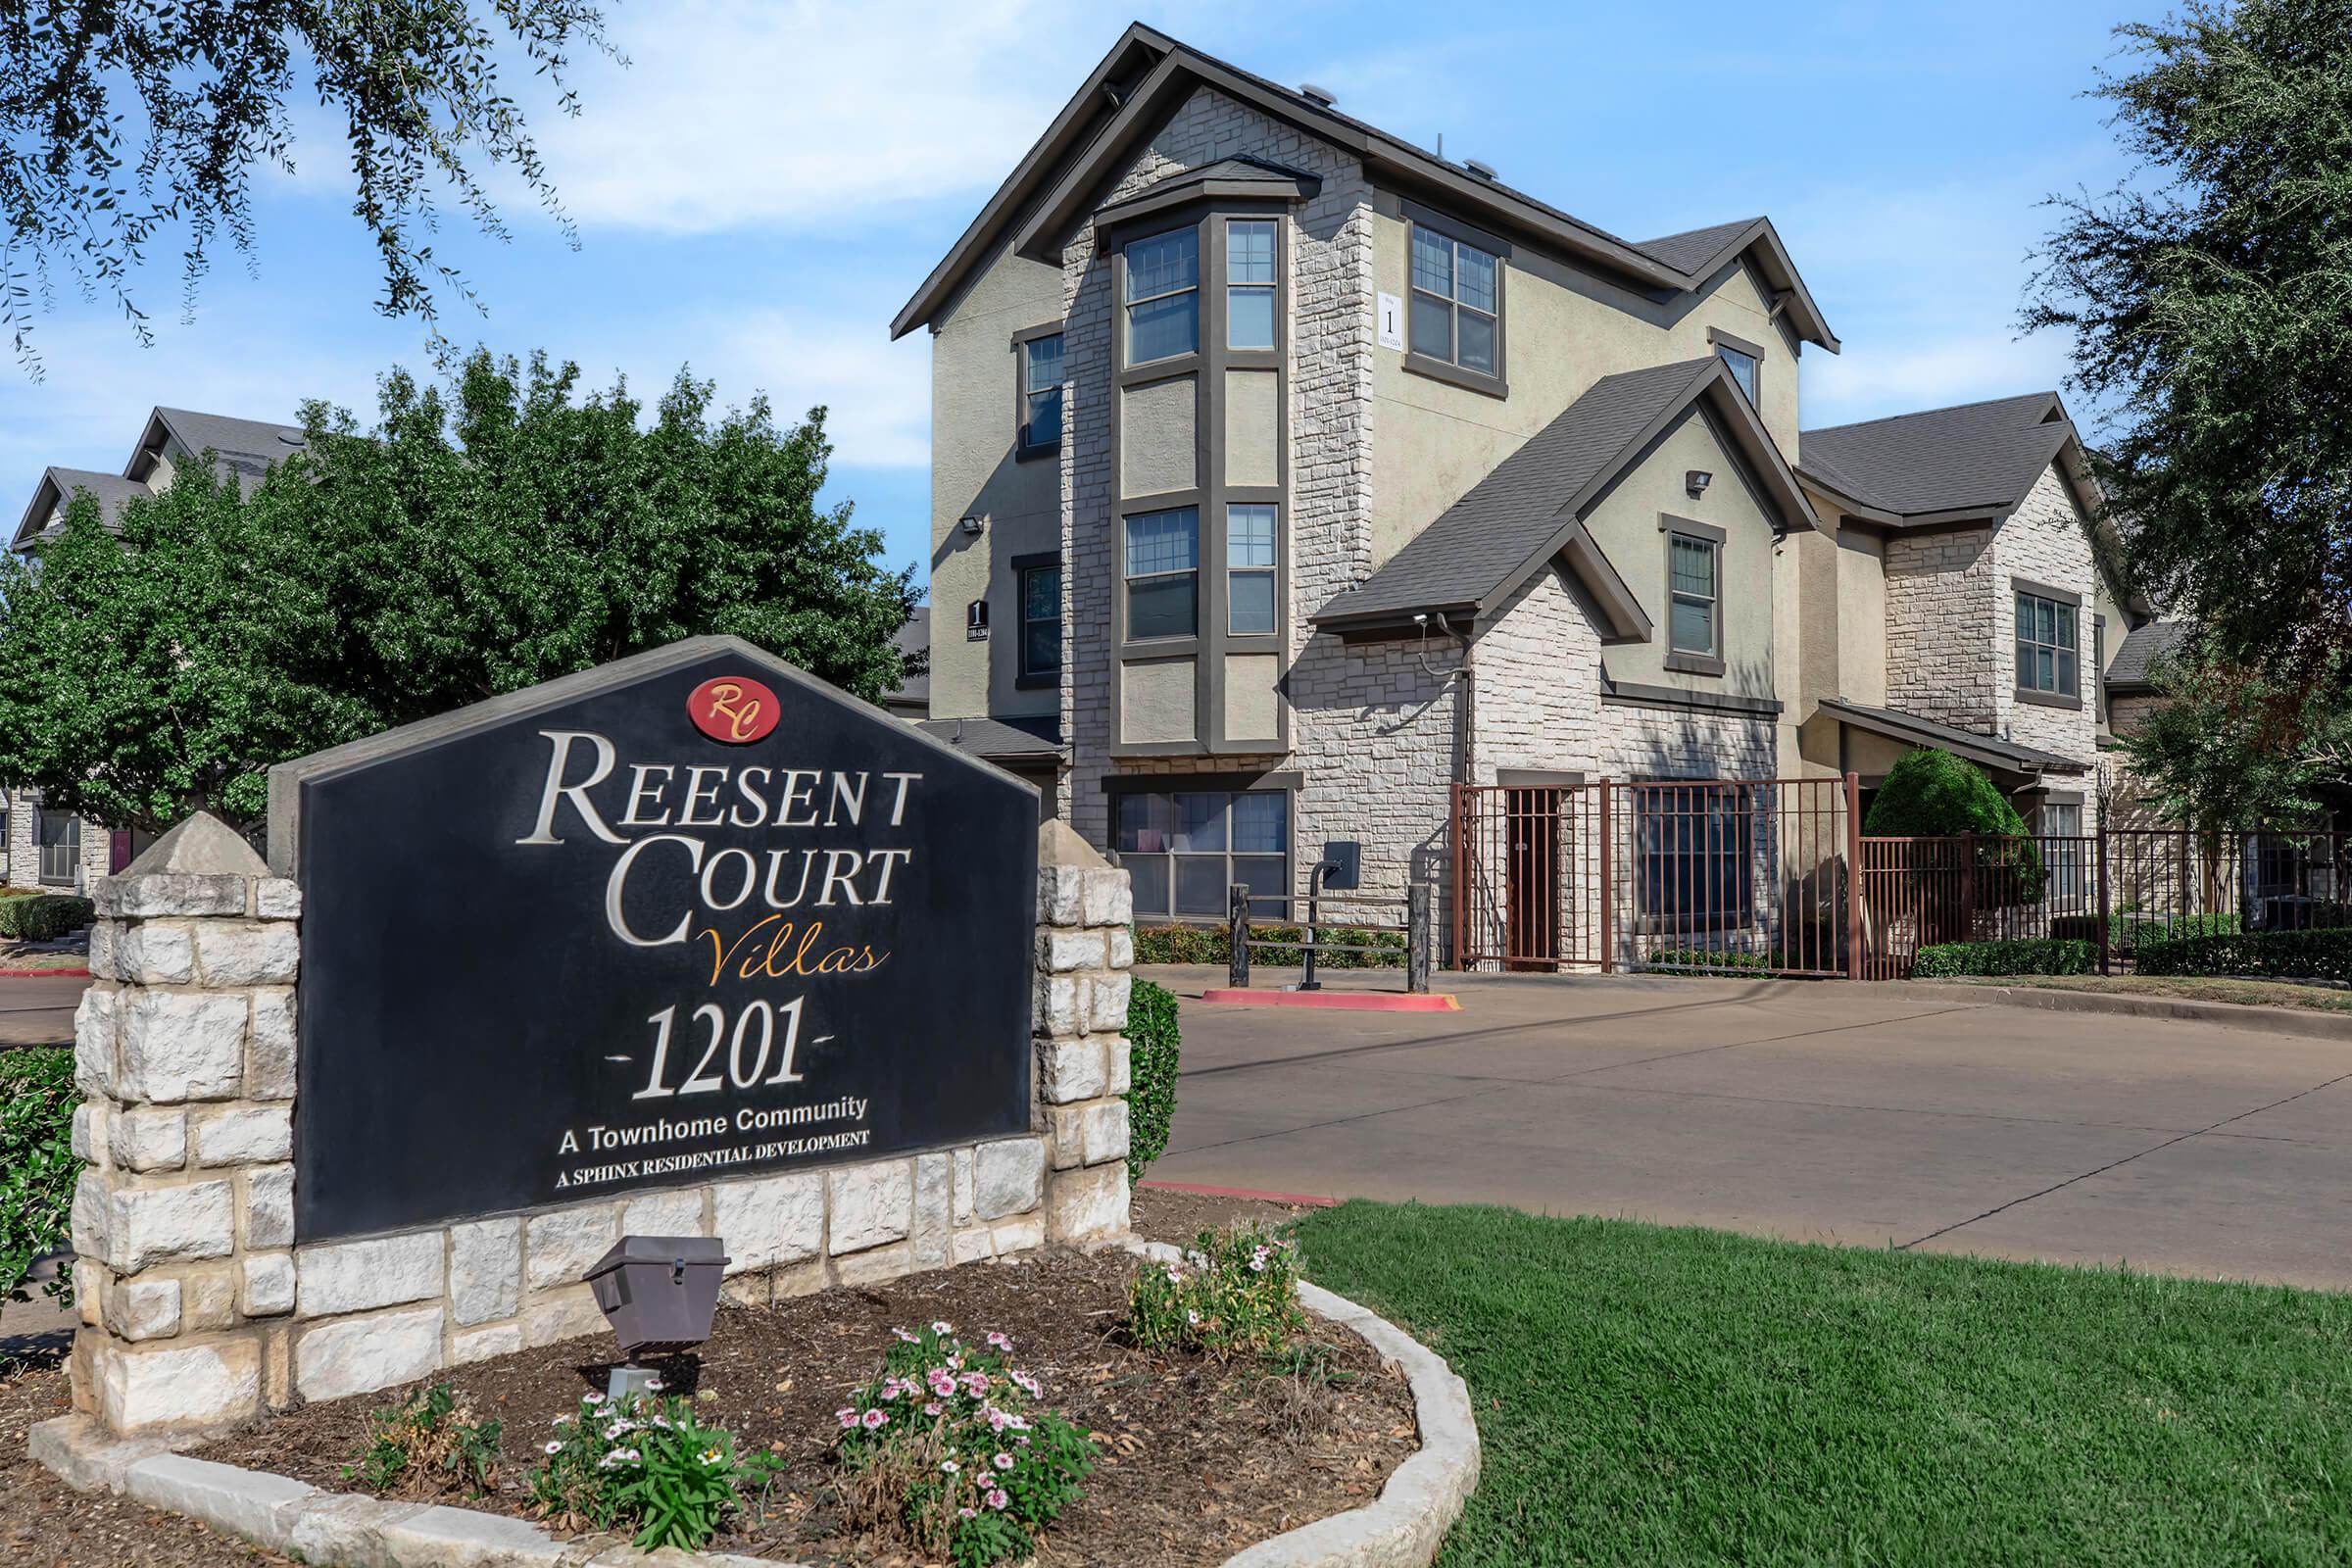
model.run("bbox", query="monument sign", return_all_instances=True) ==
[271,637,1039,1241]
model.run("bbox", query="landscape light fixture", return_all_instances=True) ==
[1686,469,1713,498]
[584,1234,728,1399]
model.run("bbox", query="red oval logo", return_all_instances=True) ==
[687,675,782,745]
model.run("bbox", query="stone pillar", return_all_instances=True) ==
[1033,820,1135,1244]
[67,812,300,1436]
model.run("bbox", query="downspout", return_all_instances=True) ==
[1415,612,1475,785]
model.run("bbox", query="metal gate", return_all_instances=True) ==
[1452,775,1860,976]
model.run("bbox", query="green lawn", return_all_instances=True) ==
[1290,1201,2352,1566]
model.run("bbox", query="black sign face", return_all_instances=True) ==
[284,640,1039,1243]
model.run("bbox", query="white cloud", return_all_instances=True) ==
[528,0,1177,234]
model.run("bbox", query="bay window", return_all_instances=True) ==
[2015,586,2080,703]
[1124,507,1199,640]
[1114,788,1290,919]
[1227,504,1276,634]
[1124,228,1200,364]
[1227,219,1276,349]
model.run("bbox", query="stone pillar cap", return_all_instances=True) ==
[1039,818,1111,871]
[122,811,269,878]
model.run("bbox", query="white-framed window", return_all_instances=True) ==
[1019,332,1063,451]
[1114,788,1289,919]
[1123,507,1200,640]
[2016,590,2079,696]
[1408,222,1499,374]
[1227,504,1276,635]
[1124,228,1200,365]
[1227,219,1276,350]
[1668,534,1719,656]
[1716,342,1759,404]
[1019,562,1061,679]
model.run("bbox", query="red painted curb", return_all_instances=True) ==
[1138,1180,1340,1208]
[1200,988,1459,1012]
[0,966,86,978]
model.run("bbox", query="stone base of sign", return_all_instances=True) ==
[31,1243,1475,1568]
[66,813,1136,1438]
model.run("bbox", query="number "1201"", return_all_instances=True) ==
[633,998,808,1099]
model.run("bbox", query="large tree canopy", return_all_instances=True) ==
[2023,0,2352,689]
[0,351,919,831]
[0,1,612,374]
[2116,640,2352,830]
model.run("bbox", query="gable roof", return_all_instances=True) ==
[2104,619,2194,694]
[12,466,154,550]
[1798,392,2090,524]
[1314,357,1815,637]
[131,407,310,491]
[892,24,1838,352]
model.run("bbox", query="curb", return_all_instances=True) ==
[1138,1180,1341,1208]
[0,966,86,978]
[31,1245,1478,1568]
[1202,988,1460,1012]
[1886,981,2352,1042]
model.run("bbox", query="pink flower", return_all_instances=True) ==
[930,1320,954,1335]
[860,1408,888,1430]
[892,1327,919,1343]
[958,1506,978,1520]
[993,1451,1014,1471]
[986,1331,1012,1349]
[924,1401,943,1416]
[986,1488,1008,1510]
[927,1368,958,1398]
[835,1408,858,1428]
[960,1371,990,1396]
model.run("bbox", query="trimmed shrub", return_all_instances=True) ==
[0,894,93,942]
[1125,980,1180,1185]
[1643,948,1770,975]
[1,1048,78,1306]
[2134,927,2352,983]
[1912,938,2097,978]
[1131,923,1406,969]
[1864,749,2046,905]
[2048,911,2243,949]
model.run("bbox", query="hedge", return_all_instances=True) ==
[2134,927,2352,984]
[0,893,93,942]
[1912,938,2097,978]
[1132,923,1407,969]
[2,1048,78,1306]
[1643,948,1770,975]
[1125,980,1180,1185]
[2049,912,2241,948]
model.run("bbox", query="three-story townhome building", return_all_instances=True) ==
[895,24,2151,960]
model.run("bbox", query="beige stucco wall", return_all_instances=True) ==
[1583,411,1779,705]
[928,240,1066,721]
[1366,204,1800,569]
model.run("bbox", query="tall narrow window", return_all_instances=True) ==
[1227,504,1276,634]
[1123,507,1199,640]
[1716,342,1759,404]
[1668,535,1719,656]
[1019,332,1063,452]
[1019,562,1061,679]
[1227,219,1276,349]
[35,807,77,887]
[1124,228,1200,365]
[1408,223,1498,374]
[2016,589,2079,697]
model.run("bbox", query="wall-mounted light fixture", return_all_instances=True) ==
[959,514,986,537]
[1685,470,1713,498]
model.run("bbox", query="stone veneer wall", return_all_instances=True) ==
[1884,526,1998,733]
[1991,465,2102,820]
[65,817,1135,1437]
[1,787,113,891]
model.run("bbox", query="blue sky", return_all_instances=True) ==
[0,1,2138,582]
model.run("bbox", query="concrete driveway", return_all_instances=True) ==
[0,972,86,1050]
[1141,967,2352,1292]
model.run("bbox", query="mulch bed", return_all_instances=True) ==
[194,1241,1417,1566]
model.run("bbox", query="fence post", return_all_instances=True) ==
[1843,770,1864,981]
[1448,784,1465,973]
[1598,779,1615,974]
[2096,827,2113,976]
[1407,882,1432,994]
[1958,833,1976,940]
[1227,882,1250,990]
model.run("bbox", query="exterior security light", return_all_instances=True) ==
[1686,470,1713,497]
[959,514,986,536]
[586,1234,728,1396]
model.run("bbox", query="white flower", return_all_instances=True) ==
[542,1441,563,1454]
[930,1320,954,1335]
[940,1459,960,1474]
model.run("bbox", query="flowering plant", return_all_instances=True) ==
[835,1320,1097,1567]
[345,1382,501,1498]
[1126,1222,1306,1357]
[526,1382,773,1551]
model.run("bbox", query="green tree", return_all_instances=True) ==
[2022,0,2352,694]
[2116,643,2352,830]
[0,351,918,832]
[1,1,613,374]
